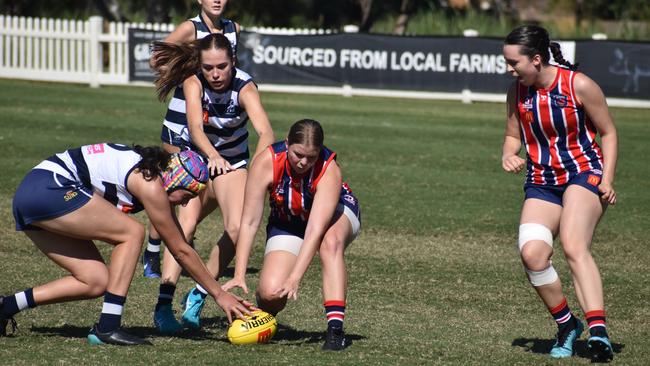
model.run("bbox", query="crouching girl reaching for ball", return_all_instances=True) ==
[0,143,252,345]
[502,25,617,361]
[222,119,361,351]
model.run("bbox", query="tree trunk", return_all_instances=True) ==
[93,0,128,22]
[146,0,171,24]
[358,0,374,32]
[393,0,414,35]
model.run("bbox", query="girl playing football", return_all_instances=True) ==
[223,119,361,351]
[149,33,274,333]
[501,25,617,361]
[0,145,252,345]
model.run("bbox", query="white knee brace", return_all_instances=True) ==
[518,223,553,251]
[518,223,558,286]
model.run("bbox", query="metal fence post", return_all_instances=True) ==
[88,16,102,88]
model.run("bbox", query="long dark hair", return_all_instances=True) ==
[287,119,324,149]
[504,25,578,71]
[151,33,235,101]
[132,145,171,181]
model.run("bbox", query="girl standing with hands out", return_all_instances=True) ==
[150,33,274,333]
[502,25,617,362]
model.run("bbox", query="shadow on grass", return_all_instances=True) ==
[30,316,367,347]
[29,324,219,342]
[202,317,367,346]
[512,338,624,362]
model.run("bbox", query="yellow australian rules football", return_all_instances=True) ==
[227,310,277,344]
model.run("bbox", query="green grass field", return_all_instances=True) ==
[0,78,649,365]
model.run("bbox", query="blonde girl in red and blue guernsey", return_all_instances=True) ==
[223,119,361,351]
[502,25,617,361]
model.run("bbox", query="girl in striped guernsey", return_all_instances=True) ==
[502,25,617,362]
[144,0,239,275]
[223,119,361,351]
[0,145,253,345]
[150,33,274,333]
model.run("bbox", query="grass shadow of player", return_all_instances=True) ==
[274,323,366,346]
[30,324,219,342]
[512,337,624,362]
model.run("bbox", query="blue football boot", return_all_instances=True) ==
[550,320,583,358]
[180,289,206,329]
[588,335,614,362]
[154,304,183,334]
[142,250,161,278]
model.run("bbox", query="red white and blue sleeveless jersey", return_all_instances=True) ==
[267,141,355,231]
[516,66,603,186]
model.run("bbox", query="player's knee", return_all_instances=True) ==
[122,222,145,247]
[255,289,286,315]
[319,234,345,261]
[223,222,240,243]
[518,223,558,286]
[80,266,109,298]
[520,246,551,271]
[559,240,590,263]
[518,223,553,268]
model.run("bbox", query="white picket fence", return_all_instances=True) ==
[0,15,174,87]
[0,15,336,88]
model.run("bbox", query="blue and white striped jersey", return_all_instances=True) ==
[162,68,255,163]
[189,14,237,56]
[32,143,144,213]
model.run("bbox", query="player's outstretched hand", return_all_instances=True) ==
[222,276,249,294]
[214,291,256,323]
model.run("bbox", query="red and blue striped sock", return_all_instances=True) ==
[324,300,345,330]
[586,310,608,338]
[549,298,575,329]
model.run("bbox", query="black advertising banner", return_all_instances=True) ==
[128,28,171,82]
[127,29,649,100]
[237,32,513,93]
[576,40,650,99]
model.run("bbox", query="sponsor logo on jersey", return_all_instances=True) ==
[524,111,534,123]
[587,175,601,186]
[343,194,356,205]
[202,109,209,124]
[86,144,105,154]
[551,94,568,108]
[523,96,534,110]
[225,99,237,114]
[63,190,78,201]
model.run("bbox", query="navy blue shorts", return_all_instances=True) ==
[160,125,248,167]
[266,191,361,240]
[13,169,93,231]
[524,171,602,206]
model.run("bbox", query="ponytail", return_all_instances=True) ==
[549,42,579,71]
[151,41,201,101]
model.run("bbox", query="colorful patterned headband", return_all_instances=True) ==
[162,150,208,195]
